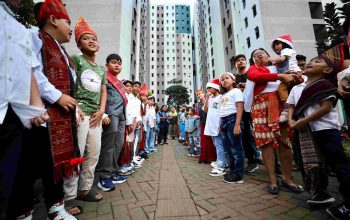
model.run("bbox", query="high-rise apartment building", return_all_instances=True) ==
[145,4,194,104]
[64,0,148,80]
[194,0,325,89]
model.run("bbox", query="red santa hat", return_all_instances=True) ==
[74,17,97,43]
[272,34,294,49]
[206,78,221,91]
[36,0,70,23]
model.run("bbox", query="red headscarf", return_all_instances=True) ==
[36,0,70,23]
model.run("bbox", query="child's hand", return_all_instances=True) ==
[338,78,350,99]
[90,111,103,128]
[233,125,241,136]
[292,118,307,130]
[288,119,296,128]
[102,116,111,125]
[57,94,77,112]
[30,112,49,126]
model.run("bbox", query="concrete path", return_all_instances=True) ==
[34,140,340,219]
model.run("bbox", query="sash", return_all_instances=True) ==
[106,71,128,105]
[39,30,83,181]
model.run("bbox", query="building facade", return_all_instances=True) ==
[145,3,194,104]
[64,0,148,80]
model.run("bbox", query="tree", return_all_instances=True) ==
[317,2,345,53]
[168,78,183,85]
[165,85,190,108]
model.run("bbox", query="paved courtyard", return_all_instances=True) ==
[33,140,342,219]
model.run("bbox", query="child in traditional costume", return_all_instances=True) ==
[96,54,128,192]
[8,0,83,218]
[63,17,106,203]
[287,47,350,219]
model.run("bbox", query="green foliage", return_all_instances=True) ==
[7,0,36,28]
[165,85,190,109]
[317,2,345,53]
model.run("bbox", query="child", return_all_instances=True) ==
[219,72,244,184]
[203,79,225,176]
[269,35,302,122]
[96,54,128,192]
[185,107,200,157]
[178,106,186,143]
[287,52,350,219]
[168,107,178,139]
[64,17,106,202]
[144,96,157,154]
[158,105,169,145]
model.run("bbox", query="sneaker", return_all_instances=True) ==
[16,210,33,220]
[48,201,77,220]
[223,174,244,184]
[111,175,128,184]
[327,203,350,220]
[98,178,115,192]
[246,163,258,173]
[132,161,142,169]
[140,153,149,159]
[279,110,288,123]
[209,168,226,176]
[210,161,217,168]
[307,193,335,205]
[118,167,134,176]
[256,157,264,165]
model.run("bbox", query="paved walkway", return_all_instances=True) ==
[34,140,341,219]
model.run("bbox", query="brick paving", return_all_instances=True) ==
[32,139,342,219]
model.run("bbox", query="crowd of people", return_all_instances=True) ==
[1,0,350,219]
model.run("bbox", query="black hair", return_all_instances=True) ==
[34,2,46,29]
[160,105,168,112]
[106,54,122,64]
[272,40,292,50]
[249,48,271,65]
[296,54,307,62]
[132,81,141,86]
[123,80,132,86]
[233,54,246,64]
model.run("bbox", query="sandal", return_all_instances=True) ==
[267,185,280,195]
[282,181,303,193]
[65,199,84,216]
[76,188,103,202]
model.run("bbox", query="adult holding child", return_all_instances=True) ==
[247,48,303,195]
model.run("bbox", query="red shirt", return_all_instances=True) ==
[247,65,278,95]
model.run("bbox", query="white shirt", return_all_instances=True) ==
[261,66,281,93]
[281,48,301,72]
[125,92,142,125]
[204,94,222,136]
[220,88,243,117]
[0,3,45,128]
[286,81,340,132]
[144,105,156,128]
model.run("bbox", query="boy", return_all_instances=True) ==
[1,0,48,218]
[287,51,350,219]
[8,0,82,219]
[96,54,128,192]
[64,17,106,203]
[186,107,200,157]
[144,96,157,154]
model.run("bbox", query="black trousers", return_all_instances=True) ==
[242,112,260,164]
[0,107,23,219]
[158,123,169,143]
[312,129,350,204]
[7,126,63,219]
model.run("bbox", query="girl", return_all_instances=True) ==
[158,105,169,145]
[219,72,245,183]
[185,107,200,156]
[178,106,187,143]
[269,35,302,122]
[168,107,178,139]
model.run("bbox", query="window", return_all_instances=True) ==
[244,17,248,28]
[225,47,228,55]
[227,24,232,38]
[242,0,246,9]
[309,2,323,19]
[230,56,235,70]
[223,18,225,26]
[255,26,260,39]
[252,5,257,17]
[246,37,251,48]
[211,58,214,67]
